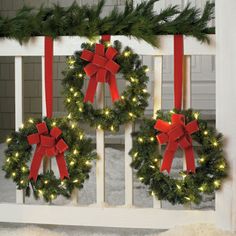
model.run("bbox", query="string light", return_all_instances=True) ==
[79,107,83,112]
[73,149,78,155]
[77,73,83,78]
[6,138,12,143]
[67,113,72,119]
[214,180,220,188]
[38,189,43,195]
[21,166,27,172]
[15,152,19,157]
[142,89,148,93]
[199,157,205,163]
[138,137,143,143]
[139,177,144,181]
[44,180,48,184]
[184,196,191,201]
[74,92,78,97]
[170,110,175,114]
[132,97,137,102]
[6,158,10,163]
[105,109,110,116]
[219,164,225,170]
[28,118,34,123]
[67,98,71,103]
[144,67,149,72]
[85,161,91,166]
[61,180,65,185]
[150,137,155,142]
[70,161,75,166]
[110,126,115,131]
[12,172,16,177]
[97,124,102,130]
[193,112,199,119]
[79,134,84,140]
[52,121,56,126]
[204,130,208,136]
[129,112,134,117]
[176,184,181,190]
[154,158,158,162]
[73,179,79,183]
[151,191,155,196]
[21,124,24,129]
[121,95,125,100]
[20,180,24,184]
[133,152,138,158]
[124,51,131,57]
[71,123,76,129]
[50,194,55,200]
[213,141,218,147]
[150,165,155,169]
[70,87,74,92]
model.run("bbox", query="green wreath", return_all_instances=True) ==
[130,109,228,205]
[62,40,150,132]
[2,117,97,202]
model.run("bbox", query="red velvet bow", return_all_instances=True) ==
[27,122,69,181]
[154,114,199,173]
[80,43,120,103]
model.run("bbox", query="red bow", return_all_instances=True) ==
[27,122,69,181]
[80,43,120,103]
[154,114,199,173]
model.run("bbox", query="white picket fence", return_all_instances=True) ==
[0,35,217,229]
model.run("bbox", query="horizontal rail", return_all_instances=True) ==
[0,35,216,57]
[0,204,216,229]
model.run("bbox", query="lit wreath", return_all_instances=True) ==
[130,109,228,205]
[62,39,150,132]
[2,117,97,202]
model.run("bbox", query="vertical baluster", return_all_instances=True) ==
[183,55,192,172]
[125,122,133,207]
[153,56,163,208]
[15,56,25,204]
[96,84,105,206]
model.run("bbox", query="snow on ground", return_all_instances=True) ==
[0,224,234,236]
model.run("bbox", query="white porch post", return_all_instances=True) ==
[215,0,236,232]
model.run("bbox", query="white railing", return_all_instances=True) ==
[0,35,216,229]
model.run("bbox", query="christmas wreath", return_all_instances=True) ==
[130,109,228,205]
[2,117,97,202]
[62,36,150,131]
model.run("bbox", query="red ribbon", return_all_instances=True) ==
[27,122,69,181]
[154,114,199,173]
[81,41,120,103]
[174,35,184,110]
[45,36,53,118]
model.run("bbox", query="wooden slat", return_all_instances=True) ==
[96,84,105,205]
[0,204,216,229]
[153,56,163,208]
[125,123,133,206]
[15,56,25,204]
[183,55,192,171]
[0,36,216,57]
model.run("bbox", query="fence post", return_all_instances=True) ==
[15,56,25,204]
[215,0,236,231]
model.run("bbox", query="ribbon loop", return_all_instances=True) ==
[28,122,69,181]
[81,38,120,103]
[154,113,199,173]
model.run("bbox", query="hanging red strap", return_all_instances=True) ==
[174,35,184,110]
[44,36,54,118]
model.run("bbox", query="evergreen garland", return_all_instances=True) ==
[0,0,215,45]
[2,117,97,202]
[130,109,228,205]
[62,39,150,132]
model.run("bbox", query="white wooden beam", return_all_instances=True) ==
[153,56,163,208]
[215,0,236,232]
[15,56,25,204]
[0,204,216,229]
[96,84,105,205]
[0,36,216,57]
[125,123,133,206]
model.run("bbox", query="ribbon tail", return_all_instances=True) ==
[28,146,44,182]
[108,75,120,102]
[184,147,196,173]
[56,153,69,179]
[160,142,178,173]
[84,75,98,103]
